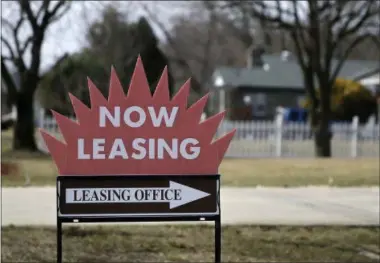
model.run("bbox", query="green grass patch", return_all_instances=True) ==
[2,225,379,262]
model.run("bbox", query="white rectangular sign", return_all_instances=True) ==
[66,181,210,209]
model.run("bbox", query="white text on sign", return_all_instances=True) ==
[77,106,201,160]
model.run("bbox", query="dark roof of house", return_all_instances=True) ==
[211,53,380,90]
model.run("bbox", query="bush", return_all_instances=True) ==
[303,78,377,123]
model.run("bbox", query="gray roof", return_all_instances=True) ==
[212,54,380,90]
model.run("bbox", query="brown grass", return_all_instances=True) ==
[2,225,379,262]
[220,158,380,187]
[2,130,379,187]
[1,156,378,187]
[227,139,379,158]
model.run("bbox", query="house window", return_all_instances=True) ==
[251,93,267,117]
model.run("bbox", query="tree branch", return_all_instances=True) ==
[1,57,19,104]
[1,14,28,62]
[39,53,69,81]
[41,0,67,29]
[18,0,38,30]
[308,0,325,81]
[199,11,217,92]
[336,1,379,40]
[20,36,33,55]
[36,0,50,22]
[323,1,348,74]
[12,11,28,69]
[289,0,309,70]
[1,36,16,60]
[330,34,376,85]
[141,3,202,92]
[48,2,71,24]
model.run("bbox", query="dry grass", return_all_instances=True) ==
[227,139,380,158]
[1,128,13,152]
[2,130,379,187]
[2,225,379,262]
[220,158,380,187]
[2,156,378,187]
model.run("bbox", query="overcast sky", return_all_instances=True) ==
[1,1,187,72]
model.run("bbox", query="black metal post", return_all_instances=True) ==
[55,175,221,262]
[57,178,62,263]
[215,176,221,263]
[215,179,221,263]
[215,216,221,263]
[57,219,62,263]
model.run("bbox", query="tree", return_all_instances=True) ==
[38,5,175,115]
[37,50,107,116]
[1,0,71,151]
[216,0,380,157]
[142,2,249,113]
[122,17,175,96]
[85,4,134,77]
[86,5,174,95]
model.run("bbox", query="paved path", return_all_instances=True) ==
[1,187,379,226]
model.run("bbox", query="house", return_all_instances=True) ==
[1,78,16,130]
[353,67,380,96]
[1,78,12,116]
[1,72,44,130]
[353,67,380,122]
[210,49,380,121]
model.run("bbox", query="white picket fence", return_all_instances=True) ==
[37,111,379,158]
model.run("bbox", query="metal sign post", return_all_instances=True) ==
[56,175,221,263]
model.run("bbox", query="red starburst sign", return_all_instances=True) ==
[40,56,236,176]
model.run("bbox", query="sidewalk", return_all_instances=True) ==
[2,186,379,226]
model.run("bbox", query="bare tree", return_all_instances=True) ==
[1,0,71,150]
[217,0,380,157]
[141,2,248,113]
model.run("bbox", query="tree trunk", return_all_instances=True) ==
[13,91,37,151]
[314,115,332,157]
[314,78,332,158]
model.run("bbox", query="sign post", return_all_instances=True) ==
[40,56,235,263]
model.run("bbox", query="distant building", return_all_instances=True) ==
[353,67,380,96]
[210,49,379,121]
[1,72,44,129]
[353,67,380,121]
[1,78,12,116]
[1,77,16,130]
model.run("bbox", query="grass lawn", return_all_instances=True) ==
[1,128,13,152]
[2,153,379,187]
[228,139,379,158]
[2,130,379,187]
[2,225,379,262]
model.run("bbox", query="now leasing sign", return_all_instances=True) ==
[40,55,235,219]
[41,56,234,263]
